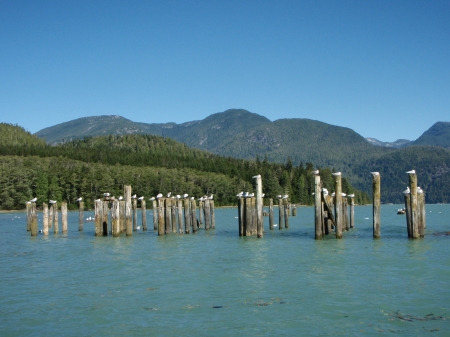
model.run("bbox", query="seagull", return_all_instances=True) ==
[167,192,172,198]
[252,174,261,179]
[136,226,141,230]
[156,193,163,198]
[312,192,315,195]
[208,194,213,200]
[104,193,110,197]
[273,224,278,227]
[248,193,255,197]
[26,201,31,204]
[131,194,137,199]
[332,172,341,176]
[418,187,423,194]
[403,187,410,194]
[348,194,355,198]
[183,193,189,198]
[76,197,82,202]
[191,196,195,200]
[282,194,289,199]
[341,193,346,197]
[406,169,416,174]
[236,192,244,197]
[149,197,155,201]
[331,192,336,197]
[30,197,37,203]
[262,193,265,198]
[138,196,144,201]
[118,196,123,201]
[311,169,319,175]
[95,198,101,202]
[176,194,181,199]
[276,195,282,199]
[370,172,379,176]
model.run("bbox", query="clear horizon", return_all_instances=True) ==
[1,1,449,142]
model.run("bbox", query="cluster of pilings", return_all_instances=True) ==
[403,171,427,239]
[314,172,355,239]
[26,201,68,236]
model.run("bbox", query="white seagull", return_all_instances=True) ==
[370,172,379,176]
[118,196,123,201]
[156,193,163,198]
[131,194,137,199]
[149,197,155,201]
[332,172,341,176]
[236,192,244,197]
[49,200,56,204]
[208,194,214,200]
[348,194,355,198]
[95,198,101,202]
[406,169,416,174]
[183,193,189,198]
[138,196,144,201]
[30,197,37,203]
[282,194,289,199]
[104,193,110,197]
[252,174,261,179]
[167,192,172,198]
[311,169,319,175]
[76,197,82,202]
[403,187,410,194]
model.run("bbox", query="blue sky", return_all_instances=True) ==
[1,0,449,142]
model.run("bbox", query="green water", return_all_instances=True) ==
[1,204,449,336]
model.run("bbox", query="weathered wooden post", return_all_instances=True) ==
[61,201,68,234]
[314,173,322,239]
[269,198,274,230]
[292,206,297,216]
[94,200,101,236]
[254,174,263,238]
[420,190,426,230]
[418,189,425,237]
[349,195,355,229]
[53,202,59,234]
[210,200,216,230]
[78,201,84,231]
[26,202,31,231]
[371,172,381,239]
[244,197,252,235]
[152,198,157,231]
[43,203,49,236]
[165,198,172,233]
[204,198,211,230]
[124,186,132,236]
[171,199,177,233]
[30,203,38,236]
[403,190,412,237]
[112,199,120,237]
[132,198,137,231]
[191,199,198,233]
[141,200,147,231]
[408,171,419,239]
[177,198,183,234]
[333,172,343,239]
[48,202,54,229]
[344,197,349,231]
[183,197,191,234]
[102,201,109,236]
[238,197,244,236]
[283,198,289,229]
[119,200,125,233]
[278,198,284,230]
[157,197,165,235]
[198,199,204,228]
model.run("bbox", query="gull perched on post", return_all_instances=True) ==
[118,196,123,201]
[347,194,354,198]
[104,193,110,197]
[156,193,163,198]
[252,174,261,179]
[371,172,379,176]
[30,197,37,203]
[406,169,416,174]
[76,197,82,202]
[49,200,57,204]
[332,172,341,176]
[311,169,319,175]
[138,196,144,201]
[149,197,155,201]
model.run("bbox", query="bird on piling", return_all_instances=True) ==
[156,193,163,198]
[332,172,341,176]
[149,197,155,201]
[208,194,214,200]
[49,200,56,204]
[331,192,336,197]
[418,187,423,194]
[183,193,189,198]
[252,174,261,179]
[131,194,136,199]
[370,172,379,176]
[311,169,319,175]
[167,192,172,198]
[341,193,347,197]
[282,194,289,199]
[406,169,416,174]
[190,197,195,200]
[276,195,282,199]
[30,197,37,203]
[76,197,82,202]
[176,195,181,199]
[138,196,144,201]
[403,187,410,194]
[118,196,123,201]
[236,192,244,198]
[348,194,355,198]
[95,198,101,202]
[104,193,110,197]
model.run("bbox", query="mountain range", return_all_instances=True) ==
[33,109,450,203]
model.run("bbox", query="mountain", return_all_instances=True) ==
[365,138,411,148]
[412,122,450,148]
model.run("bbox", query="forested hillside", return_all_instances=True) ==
[0,124,369,210]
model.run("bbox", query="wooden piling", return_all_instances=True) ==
[164,198,172,233]
[244,198,252,235]
[255,175,263,238]
[102,201,109,236]
[408,173,419,239]
[43,203,49,236]
[177,199,183,234]
[124,185,132,236]
[404,193,412,238]
[334,174,343,239]
[120,200,125,233]
[314,175,322,239]
[112,199,120,237]
[292,206,297,216]
[238,197,244,236]
[344,198,349,231]
[269,198,274,230]
[94,200,101,236]
[204,199,211,230]
[349,197,355,229]
[49,202,54,229]
[26,202,31,231]
[171,200,177,233]
[283,199,289,229]
[278,198,284,230]
[141,200,147,231]
[183,198,191,234]
[372,173,381,239]
[210,200,216,230]
[53,203,59,234]
[418,191,425,237]
[132,198,137,231]
[421,191,426,230]
[191,199,198,233]
[61,201,68,234]
[152,199,157,231]
[198,200,204,228]
[157,198,165,235]
[30,203,38,236]
[78,201,84,231]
